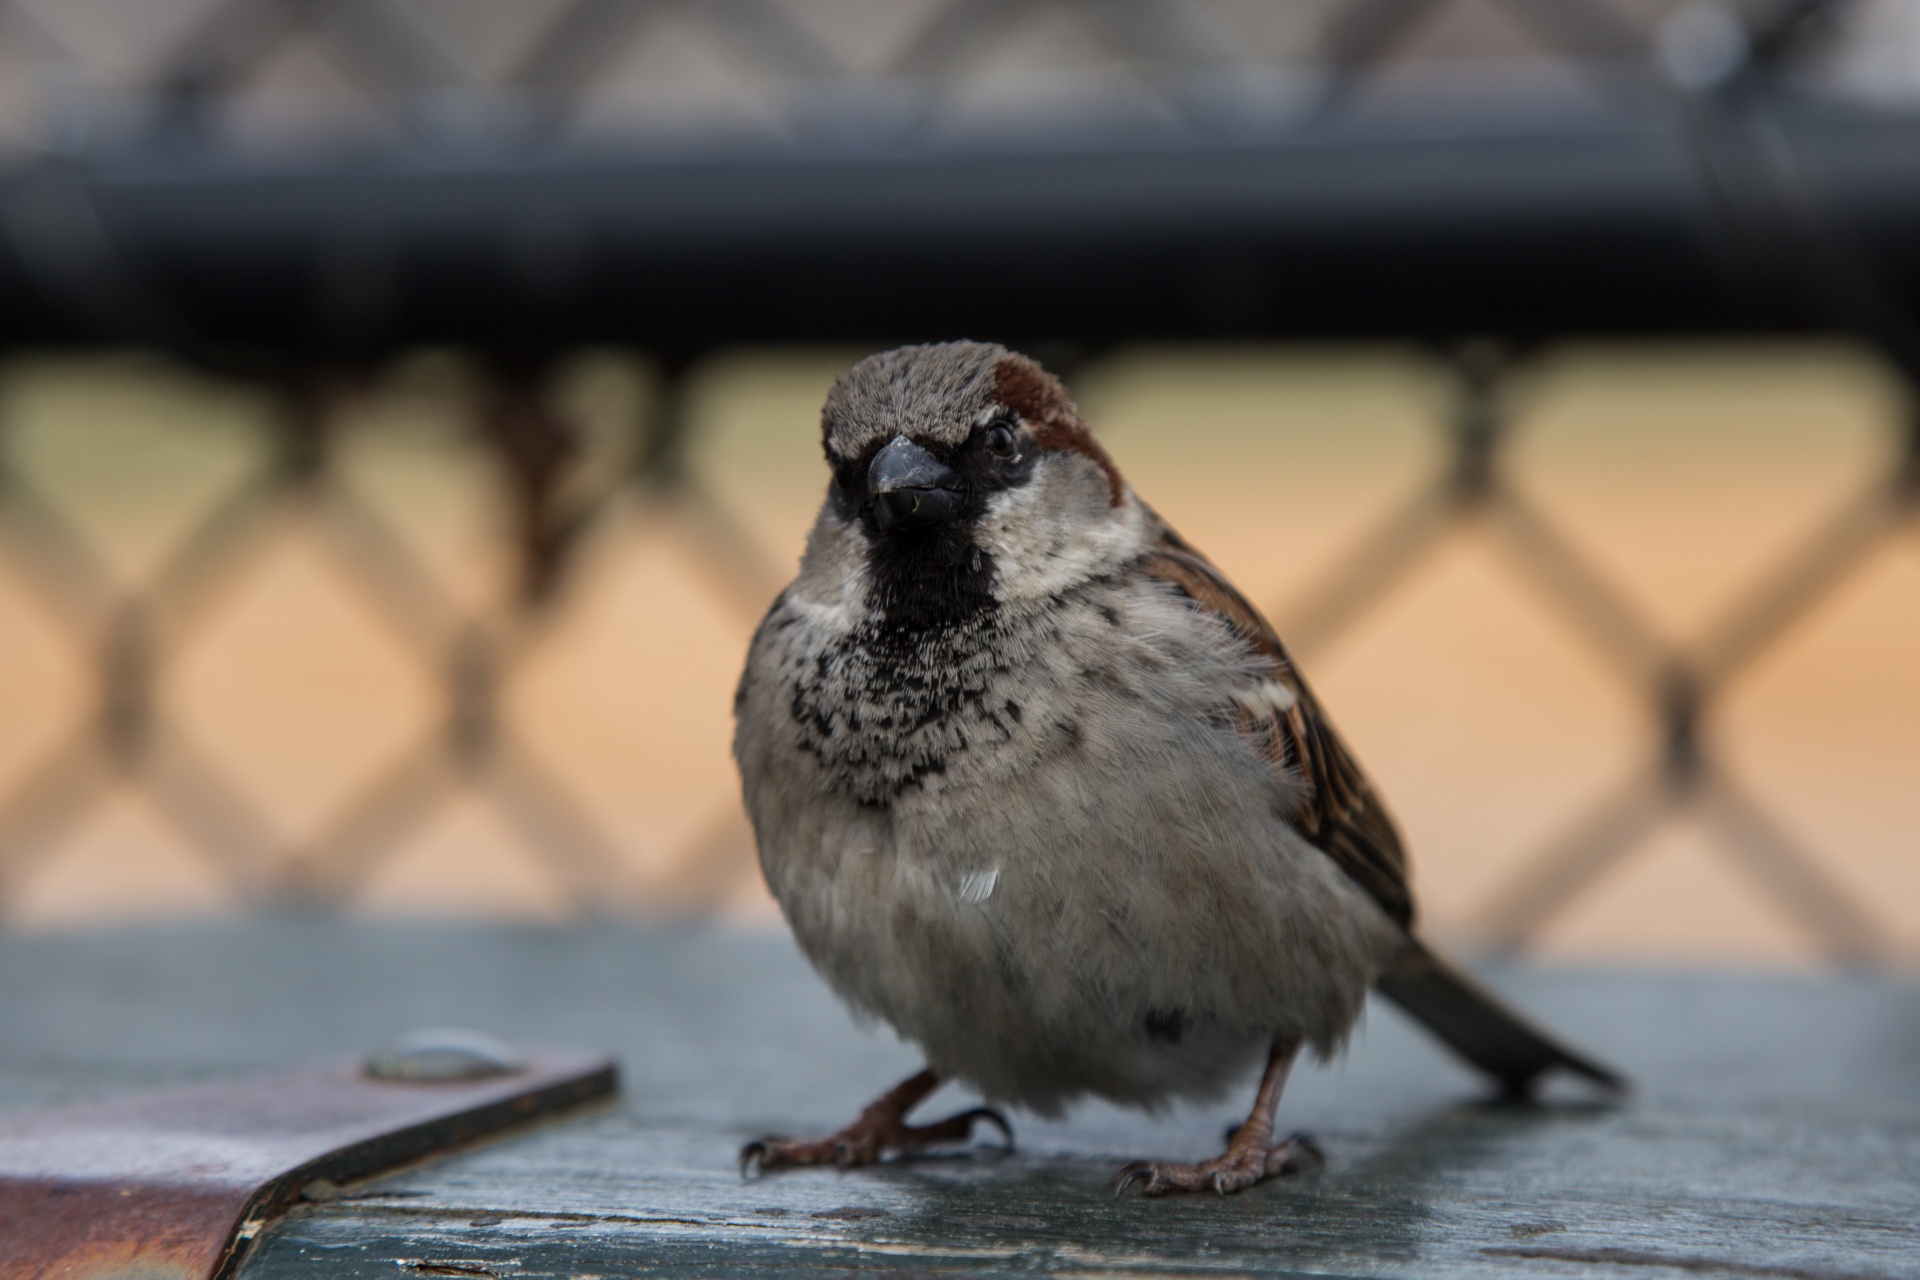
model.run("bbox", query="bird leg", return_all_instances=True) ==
[741,1068,1012,1174]
[1114,1037,1321,1196]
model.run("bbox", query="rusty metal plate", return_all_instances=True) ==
[0,1049,616,1280]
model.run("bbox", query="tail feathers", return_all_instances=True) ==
[1375,939,1626,1097]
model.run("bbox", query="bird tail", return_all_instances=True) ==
[1375,939,1626,1097]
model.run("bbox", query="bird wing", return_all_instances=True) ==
[1135,519,1626,1095]
[1135,521,1415,928]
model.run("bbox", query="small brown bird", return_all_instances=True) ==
[732,342,1622,1196]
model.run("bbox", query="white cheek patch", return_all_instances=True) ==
[958,868,1000,903]
[976,460,1146,602]
[1233,679,1299,718]
[790,510,874,629]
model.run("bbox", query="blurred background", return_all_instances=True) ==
[0,0,1915,972]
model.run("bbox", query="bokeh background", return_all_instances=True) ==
[0,0,1916,971]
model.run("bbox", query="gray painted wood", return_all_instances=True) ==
[3,923,1916,1278]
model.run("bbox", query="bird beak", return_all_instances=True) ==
[867,436,963,531]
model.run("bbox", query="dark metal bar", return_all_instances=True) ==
[3,102,1920,356]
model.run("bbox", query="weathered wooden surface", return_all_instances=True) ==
[3,923,1916,1279]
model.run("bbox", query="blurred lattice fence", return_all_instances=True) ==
[3,341,1915,968]
[0,0,1917,965]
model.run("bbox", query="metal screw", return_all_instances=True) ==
[364,1028,527,1082]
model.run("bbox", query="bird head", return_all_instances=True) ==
[814,342,1136,624]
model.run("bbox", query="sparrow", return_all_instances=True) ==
[732,341,1622,1197]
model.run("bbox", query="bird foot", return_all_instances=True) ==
[742,1105,1012,1175]
[1113,1130,1322,1197]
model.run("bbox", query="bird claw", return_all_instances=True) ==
[740,1104,1015,1179]
[1111,1161,1159,1197]
[739,1133,851,1176]
[954,1105,1016,1151]
[1265,1131,1323,1177]
[1112,1132,1321,1198]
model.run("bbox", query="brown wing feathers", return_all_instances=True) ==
[1136,523,1626,1094]
[1135,528,1414,929]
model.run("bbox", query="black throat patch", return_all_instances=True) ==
[786,530,1026,807]
[864,522,997,630]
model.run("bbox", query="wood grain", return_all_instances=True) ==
[1,924,1913,1278]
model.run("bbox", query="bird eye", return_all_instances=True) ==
[984,423,1018,459]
